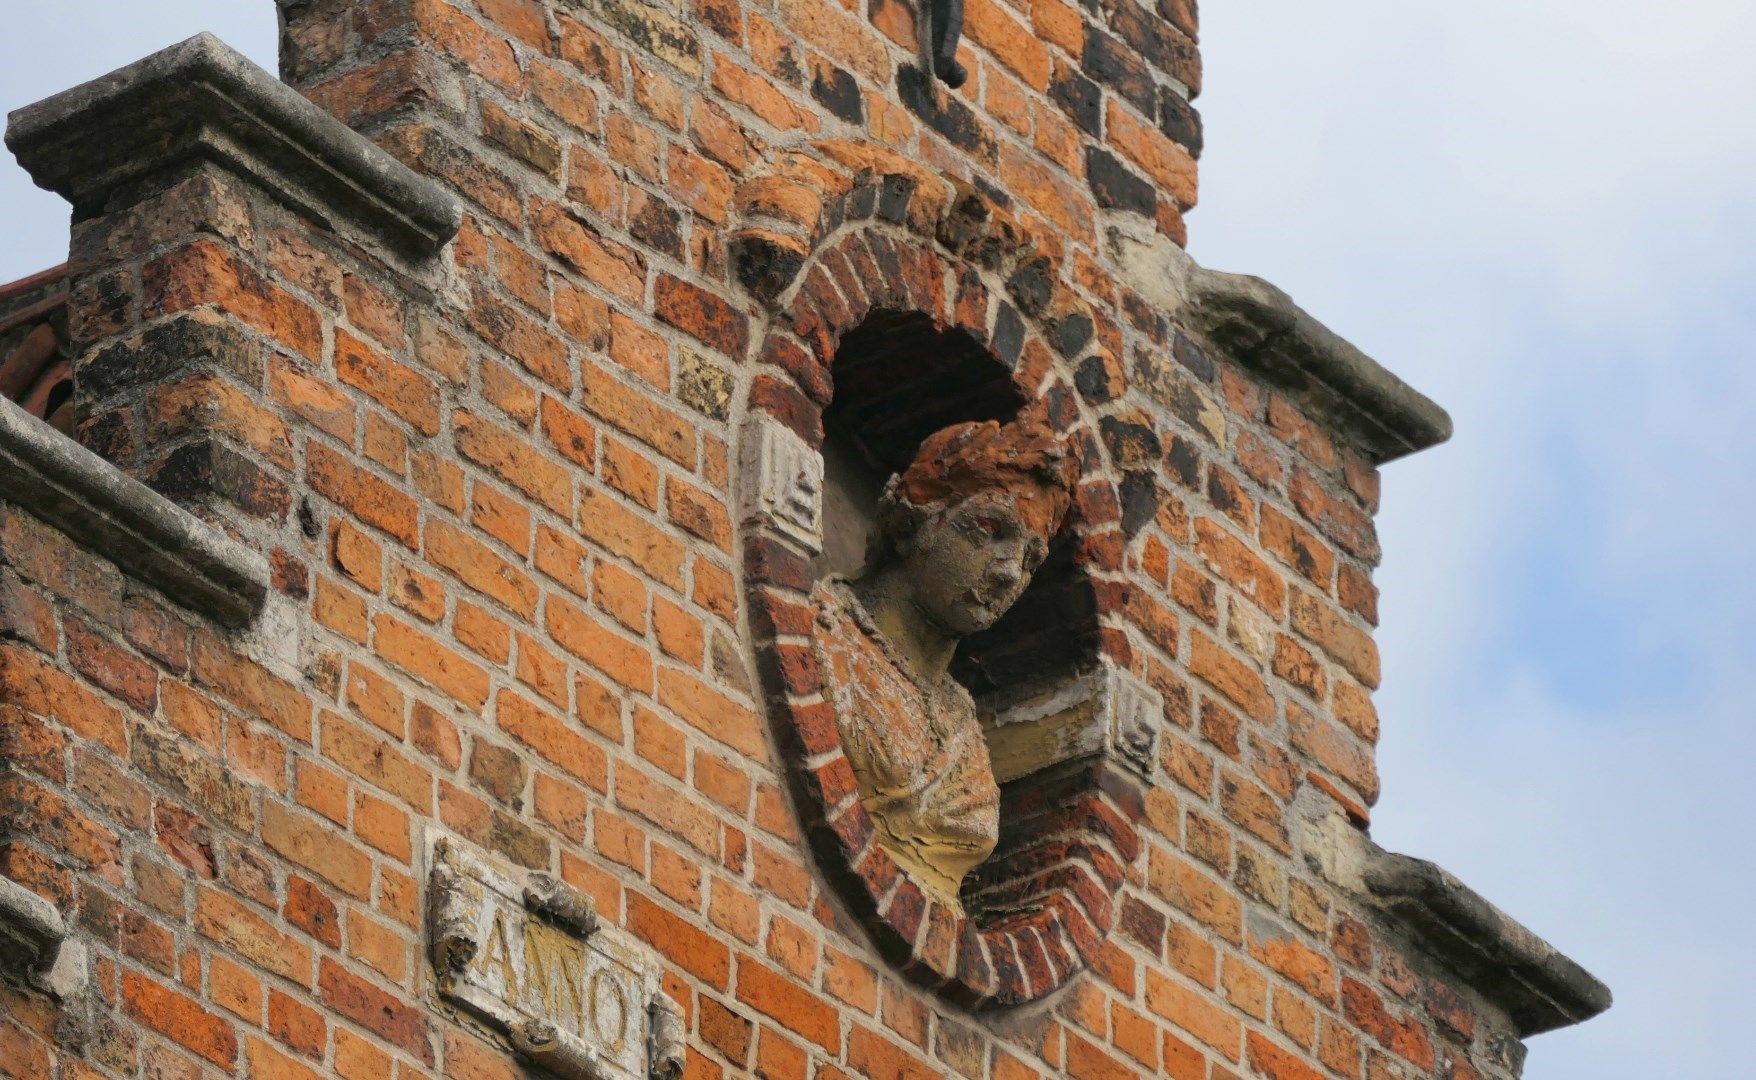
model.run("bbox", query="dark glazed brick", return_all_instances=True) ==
[1048,61,1102,136]
[80,317,254,401]
[866,232,906,286]
[820,191,849,237]
[1086,147,1157,216]
[810,63,864,125]
[1045,380,1078,430]
[897,64,997,160]
[148,440,291,521]
[847,180,879,220]
[1160,0,1199,40]
[631,196,684,260]
[1005,255,1054,317]
[1160,86,1206,157]
[743,535,815,593]
[1050,310,1095,358]
[732,234,807,307]
[1100,415,1163,467]
[1075,355,1115,403]
[989,303,1025,367]
[655,273,751,357]
[1084,27,1156,116]
[878,174,916,223]
[1120,471,1160,535]
[1173,328,1216,380]
[1109,0,1202,92]
[1165,433,1202,489]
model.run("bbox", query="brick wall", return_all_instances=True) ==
[0,3,1593,1080]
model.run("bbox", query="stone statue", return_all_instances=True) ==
[808,418,1078,907]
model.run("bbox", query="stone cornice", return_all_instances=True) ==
[1185,269,1454,463]
[1364,850,1614,1037]
[1108,226,1454,464]
[6,33,461,256]
[0,395,268,626]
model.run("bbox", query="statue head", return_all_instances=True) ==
[871,417,1079,636]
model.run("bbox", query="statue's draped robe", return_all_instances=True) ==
[808,579,1000,905]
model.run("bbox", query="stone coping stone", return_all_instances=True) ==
[1185,267,1454,463]
[6,32,461,256]
[1364,849,1613,1036]
[0,393,269,626]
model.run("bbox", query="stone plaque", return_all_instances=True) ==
[428,838,683,1080]
[739,414,824,554]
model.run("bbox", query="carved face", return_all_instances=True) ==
[901,491,1050,636]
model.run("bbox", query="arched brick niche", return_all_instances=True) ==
[733,142,1169,1007]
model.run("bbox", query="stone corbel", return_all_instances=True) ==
[984,662,1163,785]
[0,876,86,1000]
[1106,225,1453,465]
[1294,797,1611,1038]
[1363,852,1613,1037]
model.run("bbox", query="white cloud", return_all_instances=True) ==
[1197,2,1756,1077]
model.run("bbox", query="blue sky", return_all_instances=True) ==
[4,3,1749,1076]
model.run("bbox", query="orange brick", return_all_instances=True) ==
[1146,972,1242,1061]
[455,410,574,517]
[578,359,698,468]
[143,239,321,359]
[195,887,312,984]
[627,891,731,989]
[577,486,688,589]
[599,435,661,510]
[373,612,490,708]
[307,441,419,549]
[546,595,654,693]
[1187,631,1273,723]
[123,969,238,1067]
[497,689,609,793]
[426,518,538,618]
[263,801,373,900]
[737,959,840,1053]
[335,329,439,435]
[1195,517,1287,617]
[656,667,766,762]
[347,907,409,981]
[593,558,649,632]
[1247,1031,1325,1080]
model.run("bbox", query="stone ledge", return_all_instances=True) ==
[0,394,268,626]
[6,33,461,256]
[1363,850,1613,1036]
[1108,226,1453,464]
[1185,269,1453,463]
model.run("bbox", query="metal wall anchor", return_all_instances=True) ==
[929,0,968,87]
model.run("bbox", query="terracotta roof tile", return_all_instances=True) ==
[0,264,71,431]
